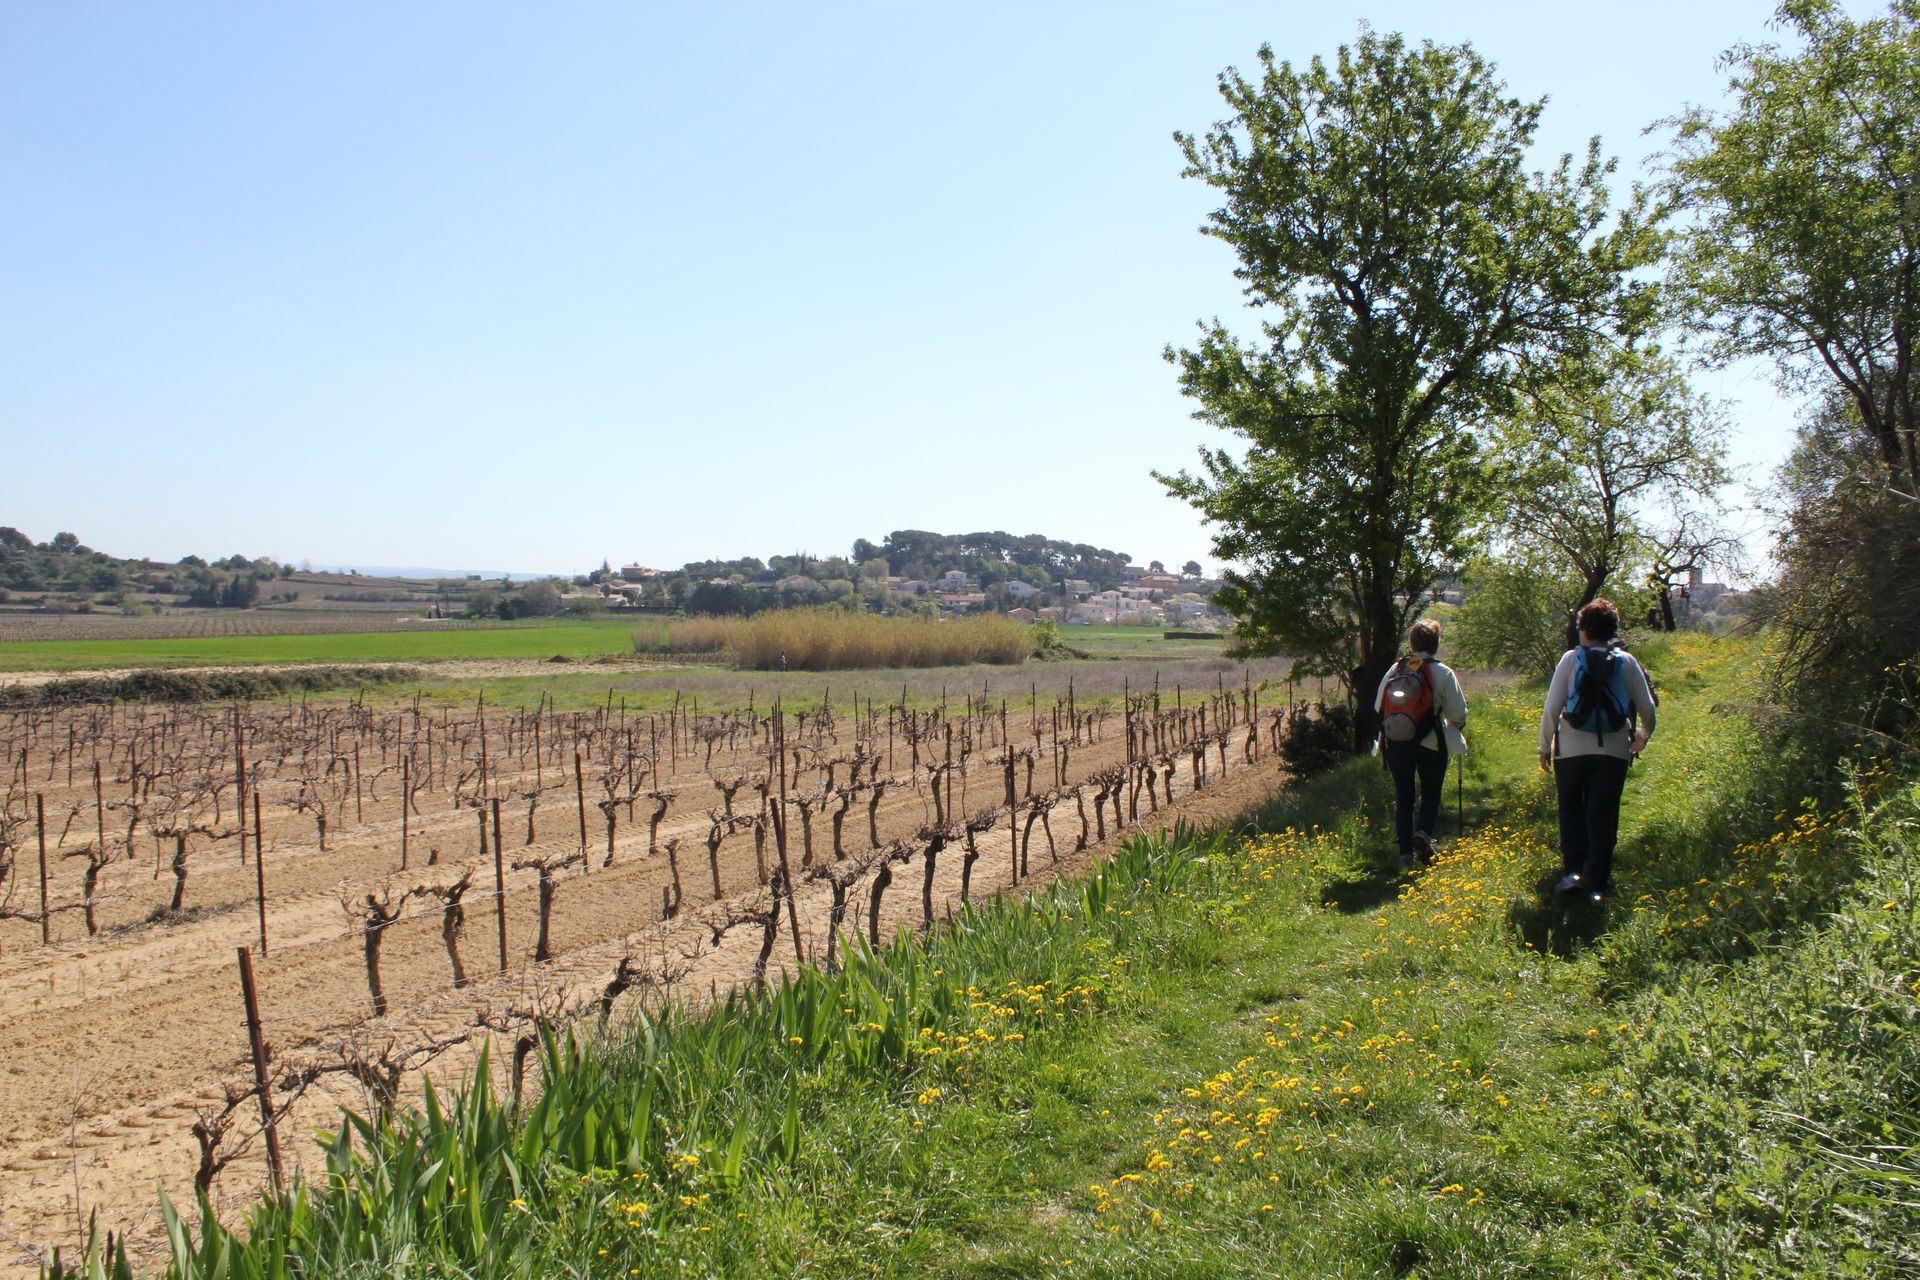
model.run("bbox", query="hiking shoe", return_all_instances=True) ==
[1554,872,1583,894]
[1412,831,1435,864]
[1398,852,1419,872]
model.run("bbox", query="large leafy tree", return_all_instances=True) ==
[1159,31,1657,745]
[1491,342,1729,643]
[1667,0,1919,499]
[1668,0,1920,729]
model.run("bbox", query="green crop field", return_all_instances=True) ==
[0,616,643,672]
[0,618,1235,676]
[1059,625,1227,658]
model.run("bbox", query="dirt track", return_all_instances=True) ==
[0,693,1287,1276]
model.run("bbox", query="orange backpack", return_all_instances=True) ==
[1379,656,1437,744]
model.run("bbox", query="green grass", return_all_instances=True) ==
[1061,625,1228,659]
[0,617,643,671]
[0,617,1239,681]
[56,633,1919,1278]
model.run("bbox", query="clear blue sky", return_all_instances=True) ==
[1,1,1807,578]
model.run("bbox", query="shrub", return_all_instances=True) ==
[0,666,424,707]
[1027,618,1063,656]
[1278,699,1353,776]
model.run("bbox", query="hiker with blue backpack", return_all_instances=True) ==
[1539,598,1657,906]
[1374,619,1469,872]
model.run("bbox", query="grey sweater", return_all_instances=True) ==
[1539,647,1656,760]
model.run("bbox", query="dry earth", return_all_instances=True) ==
[0,691,1289,1276]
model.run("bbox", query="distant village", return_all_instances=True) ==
[573,562,1232,629]
[557,531,1236,630]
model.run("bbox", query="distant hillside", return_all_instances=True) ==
[0,527,504,616]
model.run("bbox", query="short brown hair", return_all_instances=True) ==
[1577,598,1620,643]
[1409,619,1442,654]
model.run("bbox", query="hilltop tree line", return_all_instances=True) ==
[1165,0,1918,746]
[0,528,287,612]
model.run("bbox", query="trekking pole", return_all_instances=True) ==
[1456,751,1464,837]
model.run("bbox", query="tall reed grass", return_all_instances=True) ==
[634,609,1030,671]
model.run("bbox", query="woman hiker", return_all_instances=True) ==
[1538,598,1657,906]
[1374,619,1469,872]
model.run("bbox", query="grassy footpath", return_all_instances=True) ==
[0,618,643,671]
[58,635,1917,1278]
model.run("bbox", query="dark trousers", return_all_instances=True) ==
[1554,754,1630,892]
[1384,740,1448,856]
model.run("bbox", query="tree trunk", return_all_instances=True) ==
[826,880,848,972]
[170,836,189,912]
[534,868,555,962]
[664,840,683,917]
[960,832,979,903]
[443,901,468,988]
[364,921,387,1016]
[868,858,892,947]
[706,826,725,898]
[920,836,939,926]
[82,861,101,935]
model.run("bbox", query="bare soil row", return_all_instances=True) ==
[0,681,1287,1276]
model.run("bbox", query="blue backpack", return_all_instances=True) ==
[1563,644,1633,745]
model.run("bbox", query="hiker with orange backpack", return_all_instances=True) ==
[1538,598,1657,907]
[1374,619,1469,872]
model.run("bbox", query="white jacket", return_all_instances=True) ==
[1539,646,1657,760]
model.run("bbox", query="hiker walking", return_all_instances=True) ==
[1539,598,1656,906]
[1374,619,1468,872]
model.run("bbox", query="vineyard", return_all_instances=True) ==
[0,664,1317,1274]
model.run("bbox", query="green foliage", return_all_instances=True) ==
[1664,1,1920,741]
[1452,547,1584,676]
[1160,30,1657,738]
[1026,617,1063,656]
[872,530,1132,591]
[682,579,766,616]
[515,579,563,618]
[1591,772,1920,1274]
[1276,698,1354,776]
[0,528,212,599]
[1760,394,1920,738]
[1666,0,1920,501]
[1489,343,1729,616]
